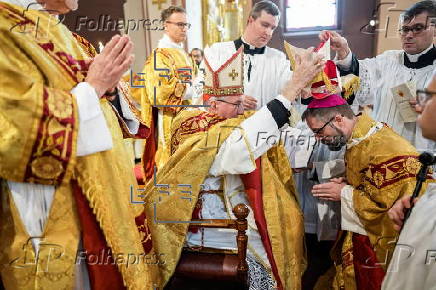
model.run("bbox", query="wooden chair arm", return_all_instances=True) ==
[188,203,250,284]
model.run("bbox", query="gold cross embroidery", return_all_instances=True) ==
[228,69,238,81]
[152,0,167,10]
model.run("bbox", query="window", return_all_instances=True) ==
[285,0,340,32]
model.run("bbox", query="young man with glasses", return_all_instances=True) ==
[382,71,436,290]
[139,6,199,176]
[319,0,436,154]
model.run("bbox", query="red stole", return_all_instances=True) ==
[72,182,125,290]
[141,108,158,182]
[240,159,283,290]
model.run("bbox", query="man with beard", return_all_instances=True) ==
[303,94,428,289]
[190,48,203,68]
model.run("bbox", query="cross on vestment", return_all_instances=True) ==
[228,69,238,81]
[152,0,167,10]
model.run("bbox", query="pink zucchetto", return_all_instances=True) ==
[307,94,347,109]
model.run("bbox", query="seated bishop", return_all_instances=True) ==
[141,47,326,289]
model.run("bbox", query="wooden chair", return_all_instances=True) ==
[165,204,250,290]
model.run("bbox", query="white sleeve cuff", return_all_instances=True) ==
[241,106,281,159]
[335,51,353,70]
[341,185,367,235]
[275,94,292,111]
[118,91,139,135]
[71,82,113,157]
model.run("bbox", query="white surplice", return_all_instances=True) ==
[382,183,436,290]
[336,47,436,152]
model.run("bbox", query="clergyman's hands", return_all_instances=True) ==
[312,178,346,201]
[86,35,134,98]
[282,47,325,102]
[319,30,350,60]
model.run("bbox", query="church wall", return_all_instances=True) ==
[63,0,383,68]
[63,0,126,50]
[262,0,377,59]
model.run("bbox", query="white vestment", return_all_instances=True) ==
[382,183,436,290]
[336,47,436,152]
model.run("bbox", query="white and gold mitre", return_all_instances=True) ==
[203,46,244,101]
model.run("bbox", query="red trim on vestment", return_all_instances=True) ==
[240,159,283,290]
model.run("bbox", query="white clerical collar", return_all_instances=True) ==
[405,44,434,63]
[2,0,44,9]
[241,36,257,50]
[158,33,184,49]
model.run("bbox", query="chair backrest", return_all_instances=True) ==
[168,204,250,289]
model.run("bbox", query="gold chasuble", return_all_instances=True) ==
[0,3,157,289]
[142,109,305,289]
[140,48,193,177]
[333,114,429,290]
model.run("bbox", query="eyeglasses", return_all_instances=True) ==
[312,116,335,135]
[217,99,244,112]
[399,24,429,35]
[166,21,191,29]
[416,89,436,106]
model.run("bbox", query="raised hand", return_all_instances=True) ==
[242,95,258,110]
[86,35,135,98]
[319,30,350,60]
[282,47,325,102]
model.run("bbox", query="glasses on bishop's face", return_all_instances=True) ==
[312,116,335,136]
[166,21,191,30]
[217,99,244,113]
[399,23,431,36]
[416,89,436,107]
